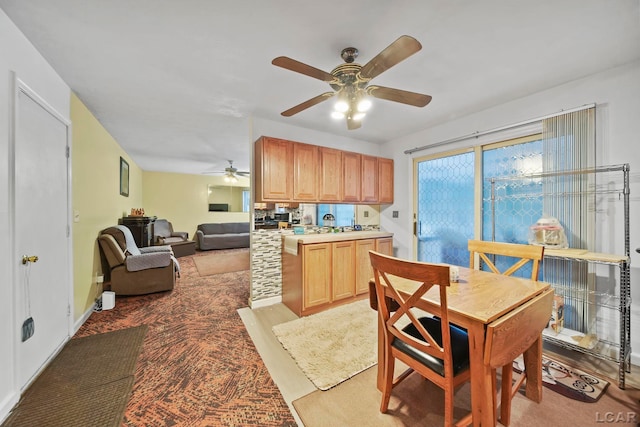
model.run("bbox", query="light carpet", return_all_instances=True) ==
[272,298,378,390]
[293,364,640,427]
[193,248,250,276]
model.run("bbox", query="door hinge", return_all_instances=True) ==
[65,146,70,158]
[67,304,71,316]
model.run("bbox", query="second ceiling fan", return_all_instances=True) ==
[272,35,432,130]
[201,160,250,183]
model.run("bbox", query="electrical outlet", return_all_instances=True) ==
[364,210,369,218]
[96,275,104,284]
[392,211,399,218]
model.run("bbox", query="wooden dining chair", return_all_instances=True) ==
[468,240,546,425]
[468,239,544,280]
[369,251,472,426]
[484,289,554,426]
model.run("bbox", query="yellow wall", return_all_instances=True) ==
[71,93,143,320]
[142,172,250,238]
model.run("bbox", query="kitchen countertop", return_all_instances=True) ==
[282,230,393,245]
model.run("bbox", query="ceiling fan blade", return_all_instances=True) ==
[272,57,336,82]
[359,35,422,80]
[347,116,362,130]
[281,92,335,117]
[367,85,432,107]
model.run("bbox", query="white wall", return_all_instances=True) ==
[381,60,640,365]
[0,9,71,422]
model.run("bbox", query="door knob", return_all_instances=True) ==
[22,255,39,265]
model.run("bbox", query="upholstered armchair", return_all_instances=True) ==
[98,225,177,295]
[153,219,189,245]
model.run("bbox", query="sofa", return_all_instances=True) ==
[196,222,250,250]
[98,225,177,295]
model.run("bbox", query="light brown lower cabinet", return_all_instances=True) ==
[332,241,356,301]
[282,237,393,316]
[301,243,332,309]
[355,238,393,294]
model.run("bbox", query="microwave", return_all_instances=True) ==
[273,212,290,222]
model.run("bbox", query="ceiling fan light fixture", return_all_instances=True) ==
[224,173,238,183]
[334,99,349,113]
[352,112,366,121]
[356,97,372,112]
[273,35,430,130]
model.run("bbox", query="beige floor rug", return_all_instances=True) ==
[272,298,378,390]
[293,365,640,427]
[194,249,250,276]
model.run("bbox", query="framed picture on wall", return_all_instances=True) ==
[120,157,129,197]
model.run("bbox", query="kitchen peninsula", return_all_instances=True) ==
[281,230,393,316]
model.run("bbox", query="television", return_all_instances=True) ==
[208,203,229,212]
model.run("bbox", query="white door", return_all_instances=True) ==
[14,82,71,390]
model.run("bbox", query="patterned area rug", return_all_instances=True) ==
[272,298,378,390]
[513,354,609,402]
[75,249,295,426]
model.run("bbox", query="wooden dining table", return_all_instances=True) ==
[369,266,551,427]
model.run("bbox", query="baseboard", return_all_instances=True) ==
[73,302,96,334]
[630,352,640,368]
[0,391,19,426]
[250,296,282,309]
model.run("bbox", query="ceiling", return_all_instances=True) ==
[1,1,639,175]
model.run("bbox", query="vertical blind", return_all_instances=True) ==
[542,107,595,332]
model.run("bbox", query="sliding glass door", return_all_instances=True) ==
[415,136,543,273]
[415,150,475,266]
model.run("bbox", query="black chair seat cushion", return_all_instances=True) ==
[392,316,470,376]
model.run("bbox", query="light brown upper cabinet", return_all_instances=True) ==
[255,137,293,201]
[361,155,379,203]
[378,157,394,204]
[342,152,362,202]
[293,142,318,201]
[318,147,342,202]
[255,136,393,203]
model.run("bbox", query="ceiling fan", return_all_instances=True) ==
[272,35,432,130]
[201,160,250,183]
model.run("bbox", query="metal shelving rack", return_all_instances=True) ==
[487,164,631,388]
